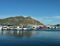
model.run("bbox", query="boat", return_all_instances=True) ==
[39,28,60,31]
[0,26,2,30]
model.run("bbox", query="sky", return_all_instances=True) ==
[0,0,60,25]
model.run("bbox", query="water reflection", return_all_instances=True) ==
[0,30,60,46]
[0,30,38,38]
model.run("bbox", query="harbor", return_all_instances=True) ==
[0,29,60,46]
[0,24,60,31]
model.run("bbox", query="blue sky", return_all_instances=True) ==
[0,0,60,25]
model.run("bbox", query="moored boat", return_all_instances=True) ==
[0,26,2,30]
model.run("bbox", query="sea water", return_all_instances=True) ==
[0,30,60,46]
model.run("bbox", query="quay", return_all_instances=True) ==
[0,24,60,31]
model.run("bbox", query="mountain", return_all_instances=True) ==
[0,16,43,26]
[55,24,60,26]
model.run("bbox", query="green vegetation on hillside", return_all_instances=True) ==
[55,24,60,26]
[0,16,43,26]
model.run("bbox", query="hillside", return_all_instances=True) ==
[55,24,60,26]
[0,16,43,26]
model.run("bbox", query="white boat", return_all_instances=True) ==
[23,28,28,30]
[16,26,23,30]
[2,26,7,30]
[0,26,2,30]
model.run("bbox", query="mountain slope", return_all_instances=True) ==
[0,16,43,26]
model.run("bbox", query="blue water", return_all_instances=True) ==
[0,30,60,46]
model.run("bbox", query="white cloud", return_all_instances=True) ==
[43,16,60,19]
[53,16,60,19]
[39,19,53,22]
[36,15,60,23]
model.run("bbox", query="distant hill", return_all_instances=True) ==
[55,24,60,26]
[0,16,43,26]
